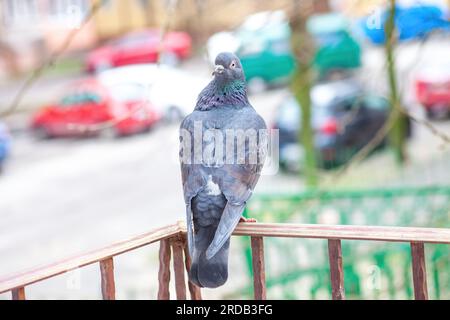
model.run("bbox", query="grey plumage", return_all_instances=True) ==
[180,52,267,288]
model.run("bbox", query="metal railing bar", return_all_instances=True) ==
[250,236,266,300]
[328,239,345,300]
[100,258,116,300]
[411,242,429,300]
[172,238,187,300]
[11,287,25,300]
[157,238,172,300]
[182,238,202,300]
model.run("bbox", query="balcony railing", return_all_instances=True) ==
[1,221,449,300]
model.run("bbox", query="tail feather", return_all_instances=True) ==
[189,225,230,288]
[206,202,245,260]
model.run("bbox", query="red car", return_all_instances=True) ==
[31,78,161,138]
[86,29,192,73]
[415,61,450,119]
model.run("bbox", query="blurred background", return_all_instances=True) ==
[0,0,449,300]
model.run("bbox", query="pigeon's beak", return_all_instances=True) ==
[212,64,225,76]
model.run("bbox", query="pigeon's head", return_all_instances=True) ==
[212,52,245,84]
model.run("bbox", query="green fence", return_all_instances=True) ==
[234,186,450,299]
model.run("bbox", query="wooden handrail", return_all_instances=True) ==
[1,221,449,299]
[0,223,180,294]
[232,223,450,244]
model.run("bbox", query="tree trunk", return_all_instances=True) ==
[313,0,331,13]
[143,0,155,27]
[385,0,407,164]
[289,0,318,187]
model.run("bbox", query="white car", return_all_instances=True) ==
[97,64,209,122]
[206,10,287,65]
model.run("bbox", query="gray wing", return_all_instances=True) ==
[205,112,267,259]
[180,114,206,257]
[180,109,267,259]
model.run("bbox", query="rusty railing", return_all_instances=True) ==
[1,221,449,300]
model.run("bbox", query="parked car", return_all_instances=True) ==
[31,78,161,138]
[207,10,294,92]
[207,11,361,92]
[361,5,450,45]
[97,64,209,122]
[273,80,391,171]
[86,29,192,73]
[0,122,11,173]
[415,59,450,119]
[307,13,362,76]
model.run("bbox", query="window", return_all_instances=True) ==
[49,0,89,27]
[61,92,102,106]
[2,0,38,28]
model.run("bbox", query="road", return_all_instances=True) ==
[0,40,449,299]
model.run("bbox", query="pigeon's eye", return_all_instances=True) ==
[230,61,236,69]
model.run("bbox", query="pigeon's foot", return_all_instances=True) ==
[239,217,257,223]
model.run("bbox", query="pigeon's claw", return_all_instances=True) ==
[239,217,257,223]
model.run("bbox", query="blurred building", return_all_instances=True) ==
[91,0,152,39]
[0,0,97,78]
[0,0,333,78]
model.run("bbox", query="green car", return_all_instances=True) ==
[207,11,361,90]
[236,15,296,89]
[307,13,362,76]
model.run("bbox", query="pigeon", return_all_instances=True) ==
[179,52,267,288]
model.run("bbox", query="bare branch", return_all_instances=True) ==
[0,1,103,119]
